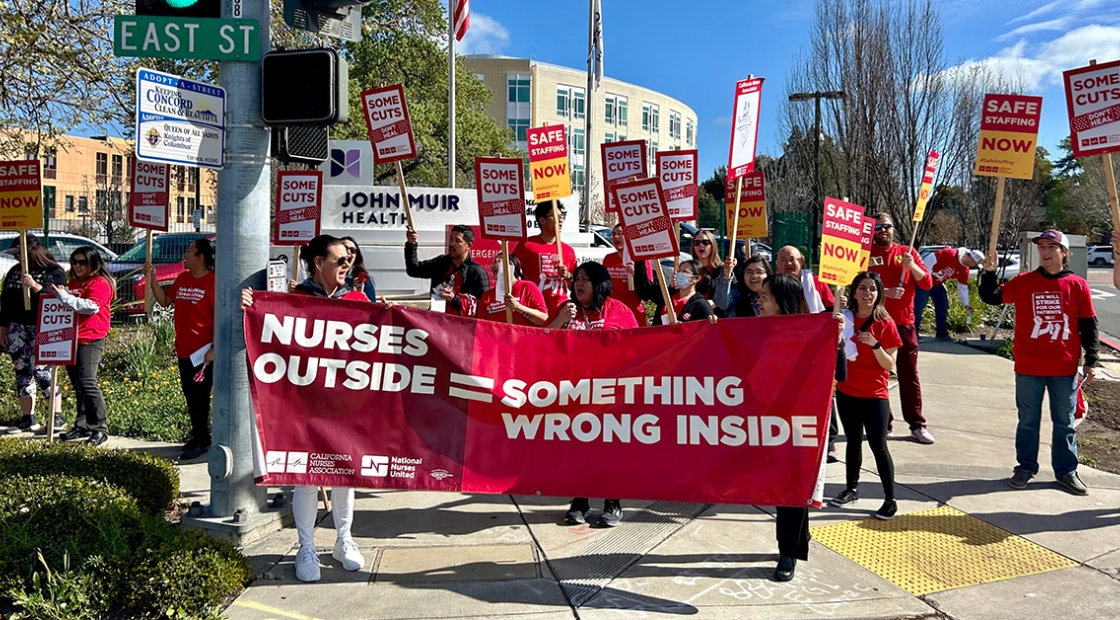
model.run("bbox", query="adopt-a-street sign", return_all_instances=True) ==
[135,68,226,169]
[114,16,261,61]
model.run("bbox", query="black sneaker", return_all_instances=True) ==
[874,500,898,520]
[180,443,210,461]
[5,415,40,434]
[1009,470,1033,490]
[85,431,108,447]
[60,427,89,441]
[829,488,859,507]
[564,498,591,525]
[52,413,65,432]
[594,499,623,528]
[1057,472,1088,496]
[772,556,796,582]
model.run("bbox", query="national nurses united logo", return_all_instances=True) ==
[146,128,161,147]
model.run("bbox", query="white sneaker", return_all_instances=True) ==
[294,544,321,582]
[911,427,936,444]
[333,538,365,572]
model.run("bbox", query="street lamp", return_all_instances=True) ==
[788,90,844,263]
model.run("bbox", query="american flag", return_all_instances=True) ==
[453,0,470,42]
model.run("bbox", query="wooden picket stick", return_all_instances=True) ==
[320,486,331,512]
[501,241,513,324]
[45,366,57,443]
[729,177,744,247]
[673,222,681,271]
[19,230,29,311]
[291,246,300,283]
[655,265,677,324]
[986,176,1006,262]
[833,285,843,313]
[144,229,154,316]
[395,160,415,230]
[1089,61,1120,236]
[550,201,564,262]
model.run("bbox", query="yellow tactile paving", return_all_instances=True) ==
[810,505,1077,596]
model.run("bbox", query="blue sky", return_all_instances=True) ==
[457,0,1120,178]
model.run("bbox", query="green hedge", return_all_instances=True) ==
[0,438,179,516]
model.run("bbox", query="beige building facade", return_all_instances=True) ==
[462,55,698,217]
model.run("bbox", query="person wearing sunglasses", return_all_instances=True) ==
[240,234,367,583]
[341,236,377,302]
[866,213,934,445]
[688,230,725,294]
[405,224,489,317]
[513,201,577,319]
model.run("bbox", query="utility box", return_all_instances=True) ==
[1019,231,1087,279]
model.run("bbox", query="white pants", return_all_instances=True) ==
[293,486,355,547]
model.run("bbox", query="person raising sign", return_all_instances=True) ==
[405,225,489,316]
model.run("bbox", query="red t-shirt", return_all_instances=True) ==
[512,236,577,319]
[868,243,931,326]
[927,248,971,287]
[167,270,215,359]
[67,276,113,343]
[290,287,369,302]
[838,315,903,400]
[476,280,547,327]
[567,297,639,331]
[603,252,652,326]
[1000,271,1095,376]
[813,274,836,308]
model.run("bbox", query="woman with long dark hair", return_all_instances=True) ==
[241,234,366,583]
[341,236,376,301]
[48,247,114,446]
[829,271,901,521]
[3,238,65,433]
[476,253,548,326]
[715,254,771,317]
[672,259,715,322]
[689,229,724,285]
[145,238,217,460]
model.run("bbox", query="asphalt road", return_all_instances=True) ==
[1086,266,1120,343]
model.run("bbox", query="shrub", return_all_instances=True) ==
[0,438,179,516]
[7,551,105,620]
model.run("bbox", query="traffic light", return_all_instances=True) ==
[136,0,221,18]
[261,49,349,126]
[283,0,373,42]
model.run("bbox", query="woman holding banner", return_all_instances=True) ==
[604,223,659,326]
[715,255,771,317]
[240,234,367,583]
[829,271,901,521]
[549,261,637,527]
[476,253,548,326]
[341,236,377,302]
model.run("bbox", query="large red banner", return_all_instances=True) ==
[245,294,836,507]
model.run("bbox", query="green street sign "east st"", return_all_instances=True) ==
[113,15,260,61]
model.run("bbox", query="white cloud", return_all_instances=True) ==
[997,17,1072,40]
[456,13,510,55]
[1007,1,1060,24]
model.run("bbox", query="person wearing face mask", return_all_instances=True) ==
[405,224,489,316]
[240,234,367,583]
[476,253,549,326]
[548,261,637,527]
[775,245,835,310]
[672,260,716,322]
[979,230,1098,496]
[341,236,377,302]
[603,223,658,326]
[513,201,578,319]
[828,271,902,521]
[714,255,771,317]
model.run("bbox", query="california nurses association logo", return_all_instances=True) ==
[147,128,161,147]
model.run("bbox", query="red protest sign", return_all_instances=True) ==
[0,160,43,230]
[857,214,875,271]
[273,170,322,246]
[245,294,836,506]
[35,296,77,365]
[129,158,170,231]
[818,197,865,286]
[526,125,572,201]
[727,77,764,182]
[601,140,647,213]
[1064,59,1120,158]
[474,157,527,241]
[724,170,767,239]
[657,149,698,221]
[361,84,417,164]
[612,177,678,261]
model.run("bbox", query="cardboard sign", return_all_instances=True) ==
[267,259,288,293]
[0,160,44,230]
[974,94,1042,180]
[818,197,865,286]
[724,171,767,239]
[274,170,323,246]
[475,157,527,241]
[361,84,417,164]
[1064,59,1120,158]
[657,149,698,221]
[727,77,765,182]
[857,215,875,271]
[601,140,647,213]
[526,124,572,201]
[35,296,77,365]
[129,158,170,231]
[612,177,678,261]
[912,150,939,223]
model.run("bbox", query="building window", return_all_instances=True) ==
[78,196,88,213]
[604,97,615,124]
[507,118,530,142]
[188,197,196,214]
[648,141,659,171]
[507,75,530,103]
[95,153,108,182]
[64,195,74,213]
[189,167,199,191]
[556,86,585,120]
[617,98,628,127]
[570,128,585,191]
[43,186,56,217]
[669,111,681,140]
[175,166,186,190]
[43,148,57,180]
[604,132,614,144]
[556,88,570,117]
[686,119,694,146]
[573,90,585,120]
[641,104,651,132]
[111,154,123,180]
[177,197,185,222]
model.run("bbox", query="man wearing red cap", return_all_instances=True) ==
[979,230,1098,496]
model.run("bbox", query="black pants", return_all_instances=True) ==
[836,391,895,500]
[775,507,810,560]
[65,339,107,433]
[177,357,213,445]
[828,396,839,444]
[571,497,620,510]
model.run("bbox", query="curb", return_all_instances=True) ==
[1100,333,1120,354]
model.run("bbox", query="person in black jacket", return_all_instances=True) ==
[673,259,716,322]
[2,236,66,434]
[404,224,490,317]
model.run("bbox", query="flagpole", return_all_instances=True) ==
[448,2,456,189]
[582,0,596,228]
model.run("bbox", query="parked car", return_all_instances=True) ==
[918,245,950,259]
[0,231,117,277]
[1088,245,1114,266]
[969,253,1020,282]
[110,232,213,316]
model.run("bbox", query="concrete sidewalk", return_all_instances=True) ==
[178,340,1120,620]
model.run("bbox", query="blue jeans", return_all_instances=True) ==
[1014,374,1079,478]
[914,284,950,337]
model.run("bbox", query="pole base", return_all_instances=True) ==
[180,504,293,546]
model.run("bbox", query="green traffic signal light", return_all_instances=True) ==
[165,0,200,6]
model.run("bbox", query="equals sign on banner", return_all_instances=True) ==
[449,373,494,403]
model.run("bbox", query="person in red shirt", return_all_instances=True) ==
[145,239,216,461]
[240,234,367,583]
[867,213,933,444]
[476,253,549,326]
[979,230,1099,496]
[603,223,658,326]
[49,247,114,447]
[549,261,636,527]
[513,201,577,319]
[914,246,983,339]
[829,271,902,521]
[775,245,835,309]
